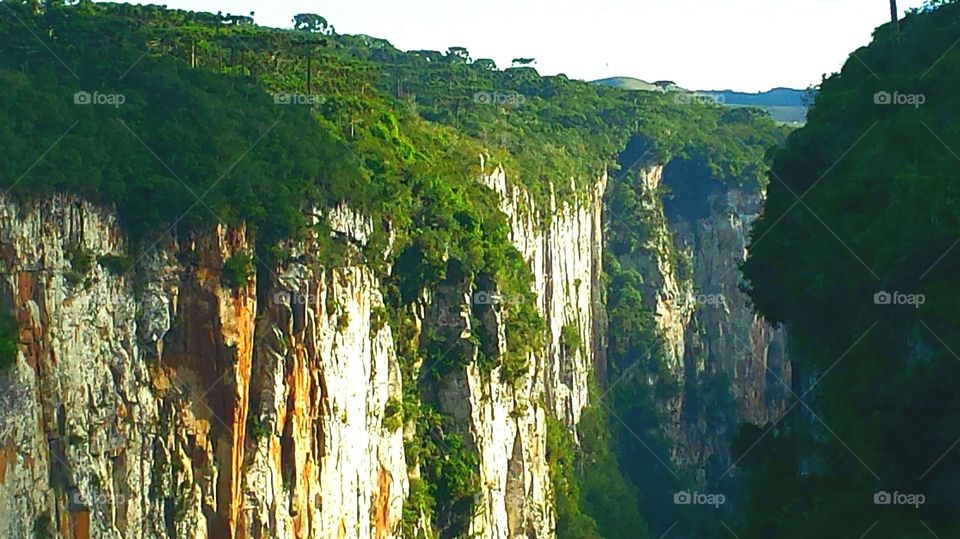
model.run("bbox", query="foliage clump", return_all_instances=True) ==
[64,244,94,286]
[221,253,254,289]
[547,390,651,539]
[382,398,403,431]
[248,416,271,440]
[97,254,134,275]
[0,312,18,372]
[407,406,481,538]
[559,322,582,356]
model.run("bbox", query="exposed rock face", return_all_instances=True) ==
[621,165,697,469]
[0,196,406,538]
[0,156,775,537]
[626,162,791,483]
[447,164,605,538]
[242,262,407,538]
[480,163,605,430]
[0,159,606,539]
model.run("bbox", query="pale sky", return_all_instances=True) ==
[112,0,927,92]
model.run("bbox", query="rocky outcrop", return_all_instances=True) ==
[441,162,605,538]
[622,162,791,483]
[0,196,407,538]
[0,151,773,537]
[480,162,605,429]
[0,156,606,539]
[241,261,407,538]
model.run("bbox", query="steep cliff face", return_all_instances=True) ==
[242,249,408,537]
[449,164,604,537]
[0,151,779,537]
[625,162,791,482]
[480,163,605,430]
[0,195,409,539]
[0,161,604,538]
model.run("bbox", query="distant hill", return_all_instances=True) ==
[697,87,807,107]
[697,87,809,124]
[592,78,809,125]
[593,77,679,92]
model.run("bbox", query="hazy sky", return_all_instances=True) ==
[115,0,927,91]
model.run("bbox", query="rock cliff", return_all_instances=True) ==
[624,161,791,484]
[0,153,784,538]
[0,158,606,539]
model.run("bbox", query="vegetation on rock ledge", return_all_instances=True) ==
[0,312,18,372]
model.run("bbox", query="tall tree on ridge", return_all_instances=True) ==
[890,0,900,34]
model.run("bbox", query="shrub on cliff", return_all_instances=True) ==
[0,313,18,372]
[560,322,582,356]
[221,253,254,289]
[97,254,134,275]
[414,406,481,538]
[64,245,94,287]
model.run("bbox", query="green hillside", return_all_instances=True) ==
[0,2,788,536]
[699,88,810,124]
[741,2,960,537]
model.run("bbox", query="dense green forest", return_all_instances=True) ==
[5,0,960,537]
[740,1,960,537]
[0,1,789,536]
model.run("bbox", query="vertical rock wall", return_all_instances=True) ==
[620,163,791,484]
[429,162,607,538]
[0,157,776,537]
[0,159,608,539]
[0,197,407,539]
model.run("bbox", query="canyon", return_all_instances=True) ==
[0,155,786,538]
[0,5,796,537]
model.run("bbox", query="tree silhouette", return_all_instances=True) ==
[889,0,897,22]
[293,13,331,34]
